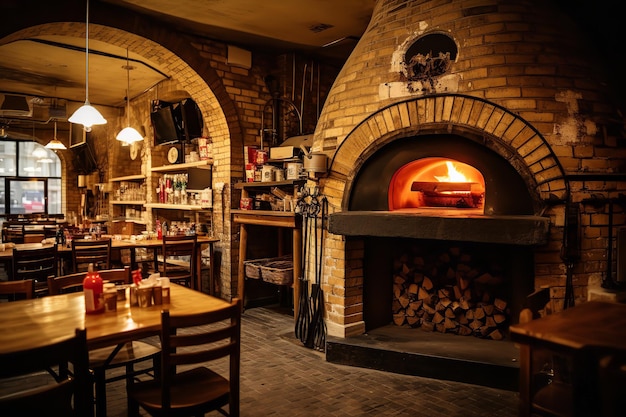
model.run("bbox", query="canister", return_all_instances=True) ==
[286,162,303,179]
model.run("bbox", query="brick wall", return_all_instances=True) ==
[313,0,626,337]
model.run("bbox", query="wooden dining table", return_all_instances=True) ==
[0,283,230,417]
[0,235,220,294]
[0,283,230,355]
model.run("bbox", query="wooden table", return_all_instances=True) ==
[0,283,230,354]
[509,301,626,417]
[0,284,229,417]
[0,236,220,295]
[232,209,301,314]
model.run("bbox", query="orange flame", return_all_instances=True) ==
[434,161,470,182]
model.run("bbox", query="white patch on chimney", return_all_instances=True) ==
[552,90,597,144]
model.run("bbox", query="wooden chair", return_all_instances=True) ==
[72,238,112,273]
[128,298,241,417]
[159,234,197,289]
[0,328,92,417]
[47,267,132,295]
[0,279,35,301]
[11,244,58,296]
[2,222,24,244]
[47,267,160,417]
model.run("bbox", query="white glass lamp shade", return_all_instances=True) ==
[116,126,144,143]
[68,101,107,130]
[45,139,67,150]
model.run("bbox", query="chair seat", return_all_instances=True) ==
[129,367,230,416]
[89,341,160,369]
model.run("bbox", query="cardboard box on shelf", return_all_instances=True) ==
[269,146,299,160]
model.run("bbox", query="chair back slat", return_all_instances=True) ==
[0,328,92,417]
[0,279,35,301]
[72,238,112,272]
[160,234,197,288]
[48,267,130,295]
[159,298,241,415]
[12,245,58,295]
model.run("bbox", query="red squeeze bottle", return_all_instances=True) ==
[84,263,104,314]
[132,269,143,286]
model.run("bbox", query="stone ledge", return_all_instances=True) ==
[329,209,549,245]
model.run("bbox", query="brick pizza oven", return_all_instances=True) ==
[310,0,626,340]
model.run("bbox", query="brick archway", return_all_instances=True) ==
[327,94,568,213]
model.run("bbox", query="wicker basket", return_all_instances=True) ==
[244,260,262,279]
[244,255,293,284]
[260,257,293,285]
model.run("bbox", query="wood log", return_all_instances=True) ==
[392,299,402,313]
[407,283,419,296]
[406,315,421,327]
[422,303,436,315]
[421,320,435,332]
[445,308,456,319]
[409,300,423,311]
[444,317,457,330]
[494,298,507,312]
[494,313,507,324]
[398,293,410,308]
[457,274,470,291]
[488,329,503,340]
[393,275,405,285]
[483,304,495,316]
[422,276,434,291]
[433,311,445,324]
[393,283,403,299]
[458,325,473,336]
[418,287,430,301]
[393,313,406,326]
[469,320,482,331]
[453,285,462,300]
[438,288,450,299]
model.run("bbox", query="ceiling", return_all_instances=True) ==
[0,0,375,133]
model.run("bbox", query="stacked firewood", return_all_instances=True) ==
[391,246,509,340]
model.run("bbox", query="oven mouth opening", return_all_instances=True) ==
[389,157,485,211]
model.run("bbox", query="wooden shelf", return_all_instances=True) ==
[234,179,305,189]
[150,159,213,172]
[144,203,211,210]
[111,217,147,224]
[111,200,146,205]
[109,174,146,182]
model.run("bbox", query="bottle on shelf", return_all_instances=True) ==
[156,219,162,240]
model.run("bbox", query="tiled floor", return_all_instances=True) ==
[2,304,520,416]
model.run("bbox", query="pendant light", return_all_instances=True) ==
[116,48,143,144]
[68,0,107,131]
[45,120,67,150]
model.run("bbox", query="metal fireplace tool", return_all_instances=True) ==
[294,185,328,351]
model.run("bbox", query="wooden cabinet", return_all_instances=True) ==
[146,159,213,226]
[109,174,147,234]
[233,180,304,314]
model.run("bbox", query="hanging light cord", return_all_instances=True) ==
[126,48,131,126]
[85,0,90,104]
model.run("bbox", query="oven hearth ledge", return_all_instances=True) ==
[328,210,549,245]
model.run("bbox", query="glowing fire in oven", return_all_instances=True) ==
[388,158,485,210]
[434,161,469,183]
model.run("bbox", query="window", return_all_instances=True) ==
[0,140,62,216]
